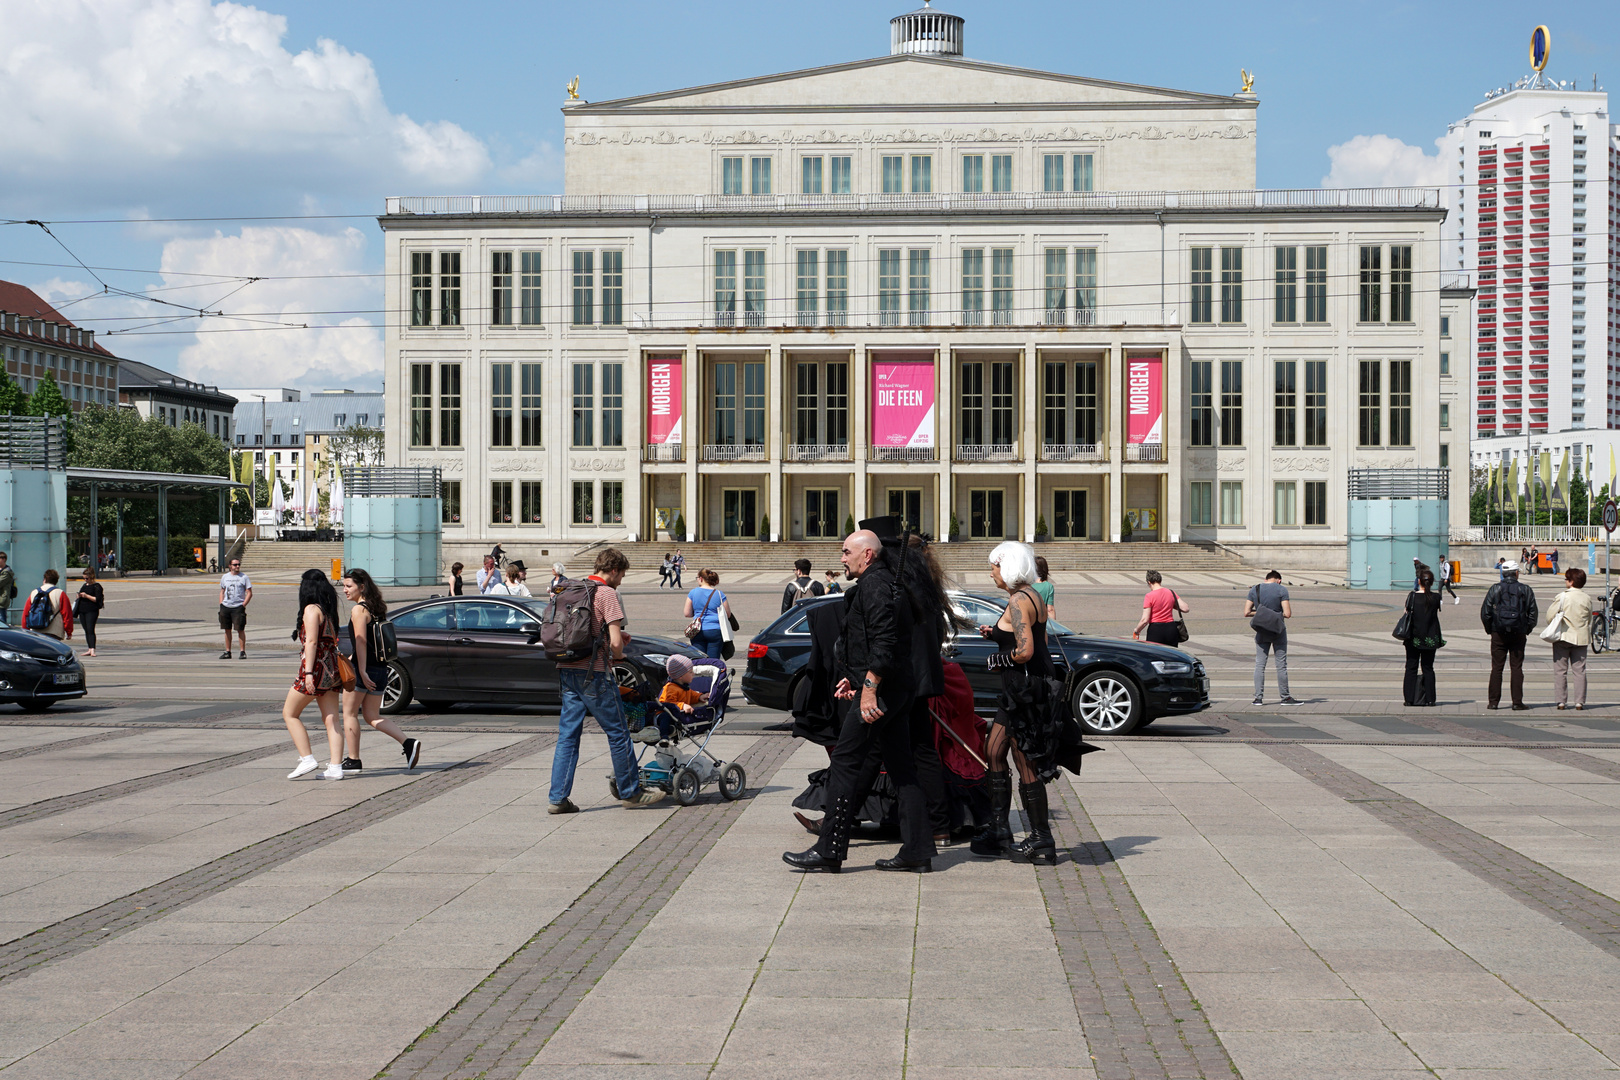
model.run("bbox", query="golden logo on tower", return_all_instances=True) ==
[1529,26,1550,73]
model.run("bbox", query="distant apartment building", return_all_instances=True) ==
[117,358,237,442]
[1440,66,1615,436]
[231,390,385,498]
[0,280,121,411]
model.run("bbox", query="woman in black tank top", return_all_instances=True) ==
[971,542,1061,864]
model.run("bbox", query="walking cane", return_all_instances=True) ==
[929,699,988,770]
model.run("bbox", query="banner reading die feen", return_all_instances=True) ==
[871,355,935,448]
[1125,351,1164,446]
[645,355,682,445]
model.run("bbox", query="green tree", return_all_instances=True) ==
[326,424,385,472]
[27,373,71,420]
[0,365,27,416]
[68,405,232,541]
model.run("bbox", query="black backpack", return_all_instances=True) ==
[1491,582,1529,634]
[540,578,604,662]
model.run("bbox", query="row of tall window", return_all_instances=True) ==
[408,362,623,449]
[414,357,1413,452]
[411,241,1419,330]
[449,480,626,527]
[724,246,1097,326]
[1189,358,1413,448]
[411,251,621,328]
[1188,481,1329,527]
[1191,244,1414,326]
[723,153,1095,195]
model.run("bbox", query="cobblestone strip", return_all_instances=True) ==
[1041,779,1241,1080]
[378,735,797,1080]
[0,728,140,762]
[0,733,554,986]
[1253,741,1620,962]
[0,741,287,830]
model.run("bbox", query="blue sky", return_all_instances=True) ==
[0,0,1613,393]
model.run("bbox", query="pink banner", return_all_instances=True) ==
[871,357,935,448]
[1125,352,1163,445]
[646,356,682,445]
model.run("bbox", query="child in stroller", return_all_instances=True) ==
[615,655,748,806]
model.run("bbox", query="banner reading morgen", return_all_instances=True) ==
[871,353,935,448]
[1125,351,1164,445]
[645,355,683,445]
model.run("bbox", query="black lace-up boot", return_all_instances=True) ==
[970,772,1013,857]
[1009,781,1057,865]
[784,794,849,873]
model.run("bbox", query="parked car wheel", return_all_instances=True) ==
[1071,670,1141,736]
[380,661,412,715]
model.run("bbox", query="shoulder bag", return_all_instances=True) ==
[718,599,736,659]
[685,590,715,641]
[1392,592,1413,641]
[1540,600,1567,642]
[1170,591,1189,643]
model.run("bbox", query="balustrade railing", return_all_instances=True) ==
[642,443,684,463]
[1042,444,1105,463]
[702,443,768,463]
[956,443,1019,463]
[1125,444,1167,463]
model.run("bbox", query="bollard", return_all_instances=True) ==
[331,556,342,581]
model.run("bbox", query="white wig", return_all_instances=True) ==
[988,541,1038,589]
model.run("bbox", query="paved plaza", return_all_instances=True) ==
[2,570,1620,1077]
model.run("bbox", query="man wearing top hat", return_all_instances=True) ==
[783,516,936,874]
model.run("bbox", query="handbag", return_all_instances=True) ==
[684,590,715,640]
[1540,609,1567,642]
[1170,591,1189,643]
[335,651,358,692]
[1392,593,1413,641]
[718,605,736,660]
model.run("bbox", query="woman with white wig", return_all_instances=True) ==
[970,540,1060,863]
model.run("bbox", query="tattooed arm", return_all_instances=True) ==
[1006,589,1036,664]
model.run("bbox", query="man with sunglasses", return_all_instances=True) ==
[219,558,251,659]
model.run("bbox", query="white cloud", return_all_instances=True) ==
[162,226,382,392]
[1321,134,1446,189]
[0,0,491,209]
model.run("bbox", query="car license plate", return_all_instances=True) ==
[53,673,79,685]
[1201,678,1211,696]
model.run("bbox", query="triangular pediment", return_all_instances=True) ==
[570,56,1241,113]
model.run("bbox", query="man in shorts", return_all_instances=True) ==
[219,558,251,658]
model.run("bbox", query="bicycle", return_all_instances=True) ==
[1594,592,1619,654]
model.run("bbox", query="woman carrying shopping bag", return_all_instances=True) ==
[1544,568,1595,710]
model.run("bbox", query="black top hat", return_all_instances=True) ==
[508,560,527,573]
[857,515,904,542]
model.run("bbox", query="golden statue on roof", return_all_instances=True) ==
[566,76,580,101]
[1239,69,1255,93]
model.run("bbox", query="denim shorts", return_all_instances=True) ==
[356,665,390,696]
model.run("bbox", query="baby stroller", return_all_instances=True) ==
[618,661,748,806]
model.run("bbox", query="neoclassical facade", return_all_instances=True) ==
[381,6,1462,557]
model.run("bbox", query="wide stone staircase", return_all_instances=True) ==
[240,540,346,573]
[591,540,1247,576]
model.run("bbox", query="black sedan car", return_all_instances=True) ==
[741,591,1208,736]
[357,595,703,714]
[0,628,87,710]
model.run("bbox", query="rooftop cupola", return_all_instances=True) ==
[890,2,963,57]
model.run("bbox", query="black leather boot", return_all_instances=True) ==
[970,772,1013,857]
[785,794,850,873]
[1010,781,1057,865]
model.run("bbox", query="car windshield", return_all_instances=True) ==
[950,593,1075,636]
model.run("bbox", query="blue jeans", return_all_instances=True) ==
[692,628,724,660]
[552,668,643,804]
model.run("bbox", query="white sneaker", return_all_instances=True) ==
[321,762,344,780]
[287,756,319,780]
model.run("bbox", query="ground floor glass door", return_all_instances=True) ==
[722,488,758,538]
[804,489,840,538]
[1053,490,1087,539]
[887,488,922,533]
[969,489,1004,539]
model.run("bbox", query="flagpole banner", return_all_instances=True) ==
[871,353,935,448]
[1553,450,1569,513]
[1125,351,1164,445]
[645,355,683,445]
